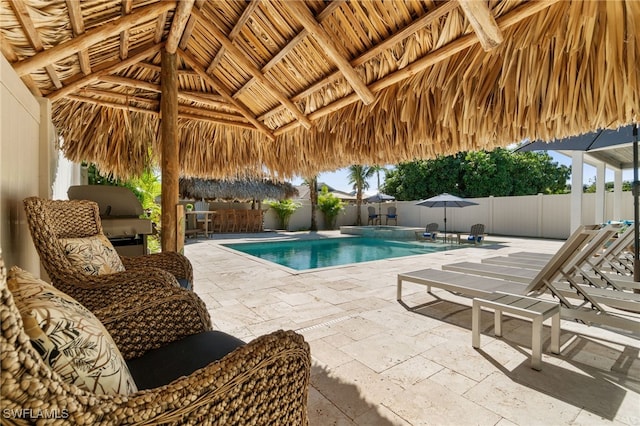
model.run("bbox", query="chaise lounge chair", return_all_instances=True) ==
[398,225,640,334]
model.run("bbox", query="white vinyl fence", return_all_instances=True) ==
[264,192,634,239]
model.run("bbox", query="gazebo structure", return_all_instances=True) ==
[179,177,298,202]
[1,0,638,252]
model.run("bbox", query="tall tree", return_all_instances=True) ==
[348,165,374,225]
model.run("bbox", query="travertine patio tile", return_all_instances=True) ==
[307,386,356,426]
[311,361,404,420]
[339,332,429,373]
[384,378,502,426]
[353,405,410,425]
[381,355,444,388]
[428,367,479,395]
[310,340,354,370]
[186,232,639,426]
[463,371,583,425]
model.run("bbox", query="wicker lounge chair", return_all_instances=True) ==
[23,197,194,304]
[398,225,640,334]
[0,256,311,425]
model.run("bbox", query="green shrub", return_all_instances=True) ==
[317,186,344,230]
[267,199,301,230]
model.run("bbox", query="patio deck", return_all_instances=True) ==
[185,231,639,425]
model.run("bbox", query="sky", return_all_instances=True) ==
[289,151,635,194]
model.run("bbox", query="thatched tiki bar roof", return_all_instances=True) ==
[179,178,298,201]
[2,0,638,250]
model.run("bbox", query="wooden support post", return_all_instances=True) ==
[161,49,179,252]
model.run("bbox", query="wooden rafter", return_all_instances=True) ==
[65,0,91,75]
[155,11,168,44]
[13,2,177,77]
[178,48,275,140]
[457,0,504,51]
[119,0,133,59]
[234,0,344,100]
[178,0,206,50]
[205,0,262,74]
[275,0,559,135]
[260,0,458,121]
[282,1,375,105]
[47,43,164,101]
[166,0,196,54]
[71,91,249,126]
[191,7,312,129]
[0,39,41,96]
[9,0,62,88]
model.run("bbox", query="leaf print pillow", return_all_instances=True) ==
[59,235,125,275]
[7,266,138,395]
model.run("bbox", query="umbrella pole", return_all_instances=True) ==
[444,204,447,242]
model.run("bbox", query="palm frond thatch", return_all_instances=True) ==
[179,178,298,201]
[1,1,638,179]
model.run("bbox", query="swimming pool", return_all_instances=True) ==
[223,237,460,271]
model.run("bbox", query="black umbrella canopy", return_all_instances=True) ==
[416,193,479,236]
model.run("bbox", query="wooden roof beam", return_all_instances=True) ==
[119,0,133,59]
[100,75,161,93]
[178,49,275,140]
[275,0,558,136]
[191,8,312,129]
[13,1,176,77]
[205,0,262,74]
[154,12,168,43]
[234,0,345,99]
[283,1,375,105]
[65,96,256,133]
[457,0,504,51]
[259,0,457,122]
[47,43,163,101]
[178,0,206,50]
[0,39,41,96]
[165,0,195,54]
[9,0,62,88]
[65,0,91,75]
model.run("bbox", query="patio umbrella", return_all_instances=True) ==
[365,192,396,221]
[516,123,639,281]
[416,193,478,237]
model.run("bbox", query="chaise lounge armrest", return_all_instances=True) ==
[120,251,193,289]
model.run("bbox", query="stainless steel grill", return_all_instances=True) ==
[67,185,152,256]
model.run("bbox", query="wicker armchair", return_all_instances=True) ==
[0,257,311,425]
[23,197,194,302]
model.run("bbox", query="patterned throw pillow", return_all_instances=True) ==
[59,234,125,275]
[7,266,138,395]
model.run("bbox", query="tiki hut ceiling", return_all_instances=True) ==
[1,0,638,180]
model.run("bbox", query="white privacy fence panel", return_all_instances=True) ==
[267,191,634,239]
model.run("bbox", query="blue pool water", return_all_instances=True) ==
[223,237,460,270]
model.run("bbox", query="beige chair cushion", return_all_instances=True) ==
[59,234,125,275]
[7,266,137,395]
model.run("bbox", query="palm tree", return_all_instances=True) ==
[303,175,318,231]
[369,164,388,190]
[347,165,374,225]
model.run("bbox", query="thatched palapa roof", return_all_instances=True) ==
[1,1,638,179]
[179,177,298,201]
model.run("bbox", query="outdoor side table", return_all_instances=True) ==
[472,292,561,371]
